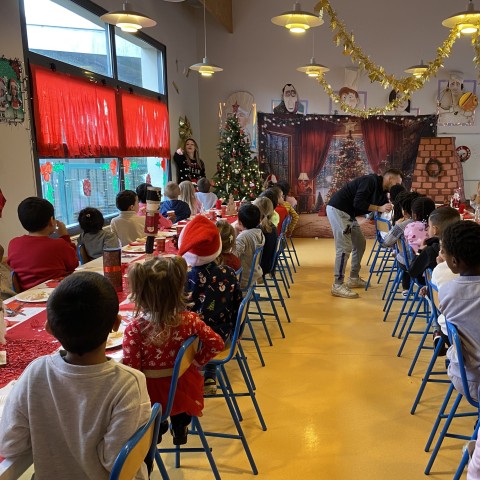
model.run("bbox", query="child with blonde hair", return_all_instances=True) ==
[122,256,224,445]
[253,196,278,275]
[179,180,203,216]
[216,221,241,271]
[160,181,191,222]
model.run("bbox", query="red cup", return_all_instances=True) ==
[459,203,466,214]
[176,225,184,236]
[155,237,166,253]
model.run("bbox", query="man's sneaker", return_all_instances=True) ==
[204,378,217,396]
[346,277,367,289]
[331,283,359,298]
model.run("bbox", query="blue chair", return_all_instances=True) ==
[10,271,22,293]
[110,403,162,480]
[204,287,263,475]
[77,243,92,265]
[424,322,480,477]
[279,215,297,275]
[154,336,220,480]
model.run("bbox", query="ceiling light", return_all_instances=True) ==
[442,0,480,35]
[271,2,323,34]
[297,32,329,77]
[405,60,429,78]
[190,0,223,77]
[100,2,156,32]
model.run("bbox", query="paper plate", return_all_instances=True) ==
[123,244,146,253]
[106,326,125,350]
[15,288,54,303]
[156,232,175,238]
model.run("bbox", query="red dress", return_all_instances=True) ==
[122,311,224,417]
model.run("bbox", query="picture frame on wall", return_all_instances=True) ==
[437,78,477,129]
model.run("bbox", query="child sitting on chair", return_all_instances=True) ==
[216,221,241,271]
[0,272,151,479]
[78,207,119,259]
[160,181,191,223]
[253,196,278,276]
[196,177,218,211]
[123,256,224,445]
[7,197,78,291]
[439,220,480,400]
[178,216,242,395]
[110,190,146,246]
[234,203,265,290]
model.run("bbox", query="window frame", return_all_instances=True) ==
[19,0,169,234]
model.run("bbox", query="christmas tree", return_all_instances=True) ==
[214,115,263,201]
[326,133,366,202]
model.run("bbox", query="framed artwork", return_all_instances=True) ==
[271,99,308,115]
[0,57,24,123]
[329,91,367,114]
[437,78,477,128]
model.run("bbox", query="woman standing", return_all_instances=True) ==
[174,138,206,183]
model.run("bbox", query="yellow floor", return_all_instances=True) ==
[19,238,473,479]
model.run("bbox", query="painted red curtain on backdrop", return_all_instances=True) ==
[120,91,170,158]
[31,65,121,157]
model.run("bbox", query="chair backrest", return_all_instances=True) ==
[243,245,263,292]
[110,403,162,480]
[265,232,284,275]
[77,243,92,265]
[446,322,480,408]
[11,271,22,293]
[280,214,292,236]
[375,216,392,242]
[235,267,243,283]
[396,236,414,270]
[211,287,254,365]
[161,336,199,422]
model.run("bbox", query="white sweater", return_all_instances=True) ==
[110,211,146,246]
[0,352,151,480]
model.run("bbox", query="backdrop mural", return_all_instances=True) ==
[257,113,437,213]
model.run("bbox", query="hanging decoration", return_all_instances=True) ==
[124,158,131,174]
[0,57,25,124]
[146,173,152,184]
[40,162,53,182]
[312,0,465,117]
[82,179,92,197]
[178,116,193,147]
[456,145,471,162]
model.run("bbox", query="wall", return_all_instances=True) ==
[198,0,480,196]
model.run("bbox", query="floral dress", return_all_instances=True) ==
[122,312,224,416]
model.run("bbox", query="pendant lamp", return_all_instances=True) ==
[442,0,480,35]
[100,2,156,33]
[297,32,329,77]
[189,1,223,77]
[271,2,323,34]
[404,60,429,78]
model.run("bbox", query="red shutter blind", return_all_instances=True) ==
[31,65,120,157]
[120,90,170,158]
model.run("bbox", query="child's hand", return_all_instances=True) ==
[56,220,68,236]
[419,286,428,297]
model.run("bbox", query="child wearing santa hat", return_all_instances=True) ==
[178,215,243,395]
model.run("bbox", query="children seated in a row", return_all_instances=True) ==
[160,181,191,222]
[78,207,119,259]
[110,190,145,246]
[8,197,78,291]
[179,180,203,215]
[178,215,242,395]
[196,177,218,211]
[123,256,225,444]
[0,272,151,479]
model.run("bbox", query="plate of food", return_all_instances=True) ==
[106,326,125,350]
[123,244,146,253]
[156,231,175,238]
[15,288,54,303]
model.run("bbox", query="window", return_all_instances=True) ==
[22,0,169,231]
[24,0,111,77]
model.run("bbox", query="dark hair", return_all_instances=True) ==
[389,184,406,203]
[411,196,436,223]
[259,189,278,209]
[399,192,422,217]
[388,89,411,113]
[442,220,480,267]
[136,183,152,203]
[197,177,211,193]
[276,180,290,197]
[383,168,404,180]
[116,190,137,211]
[238,203,261,229]
[428,206,461,235]
[78,207,104,234]
[18,197,54,232]
[47,272,119,355]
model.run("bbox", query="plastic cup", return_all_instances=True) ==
[155,237,166,253]
[176,225,184,236]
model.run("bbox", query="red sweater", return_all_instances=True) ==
[7,235,79,290]
[275,205,288,234]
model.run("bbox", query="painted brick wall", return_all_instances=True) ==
[411,137,464,203]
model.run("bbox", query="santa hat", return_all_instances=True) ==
[178,215,222,267]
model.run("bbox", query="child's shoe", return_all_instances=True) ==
[204,378,217,395]
[157,420,169,444]
[402,290,409,297]
[170,425,188,445]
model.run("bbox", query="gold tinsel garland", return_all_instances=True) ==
[313,0,463,117]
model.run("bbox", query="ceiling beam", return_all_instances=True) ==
[202,0,233,34]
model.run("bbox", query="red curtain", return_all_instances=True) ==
[120,91,170,158]
[298,119,336,179]
[31,65,120,157]
[361,118,403,173]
